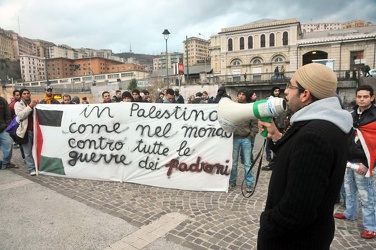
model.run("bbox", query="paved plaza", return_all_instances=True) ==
[1,141,376,250]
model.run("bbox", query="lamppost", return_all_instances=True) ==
[199,33,207,82]
[162,29,170,88]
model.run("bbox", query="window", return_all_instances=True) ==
[274,57,283,62]
[228,39,233,51]
[232,60,241,66]
[253,59,262,64]
[248,36,253,49]
[260,35,265,47]
[283,32,288,45]
[240,37,244,50]
[269,33,275,47]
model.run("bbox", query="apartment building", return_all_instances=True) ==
[183,37,210,66]
[0,28,14,60]
[11,32,33,60]
[20,55,46,82]
[48,44,85,60]
[153,52,183,71]
[32,40,55,58]
[301,20,373,33]
[45,57,146,80]
[342,20,373,29]
[301,22,342,33]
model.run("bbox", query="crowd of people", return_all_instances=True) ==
[1,63,376,248]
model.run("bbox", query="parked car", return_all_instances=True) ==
[369,69,376,77]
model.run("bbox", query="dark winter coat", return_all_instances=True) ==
[258,97,352,250]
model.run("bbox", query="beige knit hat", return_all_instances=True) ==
[294,63,337,99]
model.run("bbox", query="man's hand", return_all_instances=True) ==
[29,100,39,108]
[258,119,282,142]
[356,163,368,175]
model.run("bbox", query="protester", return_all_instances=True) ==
[40,86,60,104]
[202,91,214,103]
[102,91,112,103]
[262,86,284,171]
[156,88,176,103]
[71,96,80,104]
[14,89,38,176]
[334,85,376,239]
[0,95,16,170]
[122,91,134,102]
[132,89,143,102]
[82,97,89,104]
[214,86,231,103]
[174,88,184,103]
[257,63,353,249]
[61,94,74,104]
[229,89,258,192]
[191,92,203,104]
[9,90,20,117]
[187,95,195,104]
[157,92,165,103]
[141,89,151,102]
[112,90,122,102]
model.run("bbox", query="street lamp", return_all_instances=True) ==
[199,33,207,82]
[162,29,170,88]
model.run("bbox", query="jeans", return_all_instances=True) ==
[344,168,376,231]
[0,131,13,169]
[21,131,36,172]
[230,138,254,186]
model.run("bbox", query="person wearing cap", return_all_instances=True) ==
[71,96,80,104]
[214,86,231,103]
[122,91,134,102]
[257,63,353,249]
[229,88,258,192]
[40,86,60,104]
[334,85,376,239]
[174,88,184,103]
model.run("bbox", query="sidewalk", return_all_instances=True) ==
[1,144,375,249]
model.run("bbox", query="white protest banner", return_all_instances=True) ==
[34,103,233,192]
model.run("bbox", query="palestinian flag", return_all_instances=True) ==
[35,108,65,175]
[356,122,376,177]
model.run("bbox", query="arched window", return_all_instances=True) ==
[248,36,253,49]
[228,39,233,51]
[274,57,284,62]
[269,33,275,47]
[260,34,265,48]
[240,37,244,50]
[283,32,288,45]
[232,60,241,66]
[253,59,262,64]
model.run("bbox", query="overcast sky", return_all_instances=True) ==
[1,0,375,56]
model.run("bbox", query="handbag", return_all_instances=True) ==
[5,115,28,144]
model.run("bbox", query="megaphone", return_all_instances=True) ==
[217,97,287,136]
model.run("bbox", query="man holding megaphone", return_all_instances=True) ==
[256,63,353,249]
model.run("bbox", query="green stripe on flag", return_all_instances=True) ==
[40,156,66,175]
